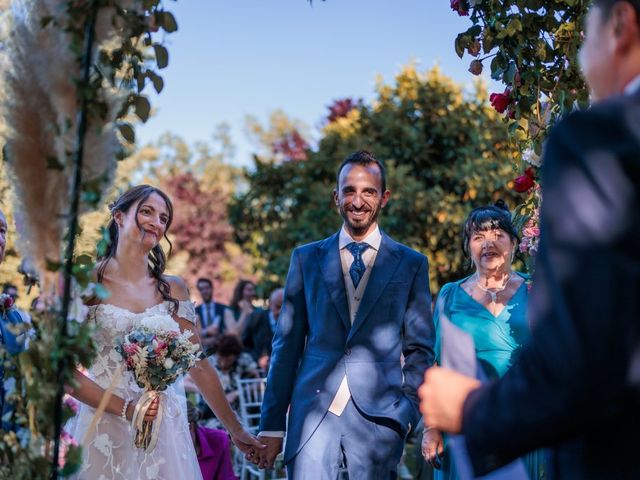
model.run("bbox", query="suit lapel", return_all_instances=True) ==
[317,232,351,331]
[348,233,402,341]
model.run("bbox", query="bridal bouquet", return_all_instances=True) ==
[116,314,202,451]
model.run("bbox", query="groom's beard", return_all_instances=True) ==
[339,202,382,237]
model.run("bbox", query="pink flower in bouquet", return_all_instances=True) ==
[154,340,168,355]
[124,343,140,355]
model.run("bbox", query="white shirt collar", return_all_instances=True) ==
[338,224,382,250]
[623,74,640,95]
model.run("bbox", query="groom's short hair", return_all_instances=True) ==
[593,0,640,23]
[336,150,387,193]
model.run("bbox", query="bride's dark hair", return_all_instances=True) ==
[97,185,178,311]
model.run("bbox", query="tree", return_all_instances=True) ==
[232,65,521,293]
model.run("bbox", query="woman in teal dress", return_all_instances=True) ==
[422,202,546,480]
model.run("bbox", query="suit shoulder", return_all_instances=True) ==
[386,236,428,263]
[550,96,635,145]
[292,234,337,257]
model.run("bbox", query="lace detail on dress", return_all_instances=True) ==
[67,301,203,480]
[176,300,197,325]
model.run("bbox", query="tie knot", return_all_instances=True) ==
[346,242,370,257]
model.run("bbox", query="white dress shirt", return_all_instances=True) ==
[259,225,382,437]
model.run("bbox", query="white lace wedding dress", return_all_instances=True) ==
[67,301,203,480]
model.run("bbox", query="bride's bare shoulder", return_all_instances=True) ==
[164,275,189,301]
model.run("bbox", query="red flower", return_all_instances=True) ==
[490,88,513,114]
[450,0,469,16]
[513,168,536,193]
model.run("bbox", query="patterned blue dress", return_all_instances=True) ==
[433,272,547,480]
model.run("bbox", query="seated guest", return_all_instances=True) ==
[224,280,258,336]
[195,277,228,355]
[2,284,31,324]
[242,288,283,372]
[187,401,237,480]
[0,209,28,430]
[198,334,260,427]
[422,202,547,479]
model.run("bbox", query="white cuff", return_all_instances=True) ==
[258,431,285,438]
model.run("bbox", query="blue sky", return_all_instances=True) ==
[137,0,501,167]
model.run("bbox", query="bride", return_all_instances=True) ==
[67,185,263,479]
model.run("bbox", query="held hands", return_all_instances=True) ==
[418,366,481,433]
[248,435,282,470]
[229,426,266,456]
[422,427,444,470]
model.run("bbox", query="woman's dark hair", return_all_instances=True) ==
[217,334,244,357]
[97,185,178,311]
[230,279,255,310]
[462,200,520,262]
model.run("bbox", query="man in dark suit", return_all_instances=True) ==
[420,1,640,478]
[195,277,227,355]
[241,287,283,371]
[252,150,435,479]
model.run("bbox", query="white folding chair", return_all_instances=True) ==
[235,376,288,480]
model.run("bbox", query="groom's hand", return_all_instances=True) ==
[251,435,282,470]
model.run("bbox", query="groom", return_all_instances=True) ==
[254,150,435,478]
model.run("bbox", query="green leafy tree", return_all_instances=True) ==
[232,65,521,293]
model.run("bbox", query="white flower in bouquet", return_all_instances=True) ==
[139,314,180,333]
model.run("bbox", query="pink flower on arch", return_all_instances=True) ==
[450,0,469,16]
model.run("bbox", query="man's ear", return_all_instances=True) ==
[611,1,639,53]
[333,189,340,207]
[380,189,391,209]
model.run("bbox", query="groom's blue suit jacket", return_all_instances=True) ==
[260,230,435,462]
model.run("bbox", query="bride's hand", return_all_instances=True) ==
[229,427,266,454]
[144,397,160,421]
[127,397,160,422]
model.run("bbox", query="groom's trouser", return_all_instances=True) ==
[286,398,405,480]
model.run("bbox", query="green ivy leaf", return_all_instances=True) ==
[153,44,169,69]
[160,12,178,33]
[118,123,135,143]
[147,71,164,93]
[134,95,151,123]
